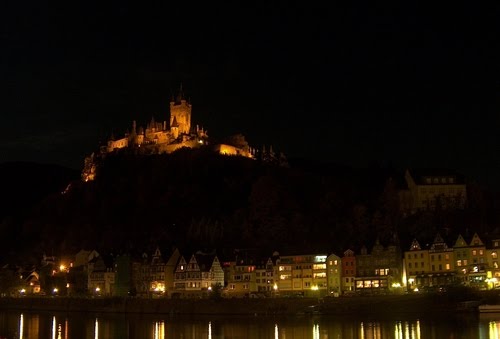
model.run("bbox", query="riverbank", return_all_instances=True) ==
[0,292,491,318]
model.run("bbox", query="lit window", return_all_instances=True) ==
[446,264,450,270]
[445,254,449,260]
[480,250,484,255]
[313,264,326,270]
[334,260,338,265]
[457,260,462,267]
[472,250,477,256]
[493,252,498,259]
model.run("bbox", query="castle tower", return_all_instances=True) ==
[169,84,192,134]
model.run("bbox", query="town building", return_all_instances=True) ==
[88,255,115,296]
[274,253,328,297]
[404,239,430,292]
[173,252,224,297]
[342,249,356,293]
[326,253,342,295]
[354,240,403,294]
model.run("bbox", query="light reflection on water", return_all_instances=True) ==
[3,312,500,338]
[393,321,421,339]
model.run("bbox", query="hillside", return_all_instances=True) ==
[0,162,79,261]
[3,150,500,264]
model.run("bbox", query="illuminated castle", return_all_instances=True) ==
[82,86,257,182]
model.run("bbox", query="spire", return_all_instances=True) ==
[175,83,184,104]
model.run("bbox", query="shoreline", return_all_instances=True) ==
[0,294,483,318]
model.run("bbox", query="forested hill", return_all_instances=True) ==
[2,149,499,264]
[0,162,79,219]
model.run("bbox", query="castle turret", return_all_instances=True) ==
[171,116,179,139]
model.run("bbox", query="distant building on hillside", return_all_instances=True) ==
[398,168,467,214]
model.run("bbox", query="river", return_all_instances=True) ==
[0,311,499,338]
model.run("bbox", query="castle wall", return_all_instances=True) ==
[107,137,129,152]
[215,144,253,158]
[157,140,199,154]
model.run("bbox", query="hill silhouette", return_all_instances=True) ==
[3,149,500,264]
[2,148,390,261]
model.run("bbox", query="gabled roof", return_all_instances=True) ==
[454,234,468,248]
[409,239,421,251]
[469,233,484,247]
[430,233,449,251]
[343,249,355,257]
[175,256,188,272]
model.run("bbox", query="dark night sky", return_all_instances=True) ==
[1,2,499,186]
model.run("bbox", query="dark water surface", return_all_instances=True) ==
[0,311,499,338]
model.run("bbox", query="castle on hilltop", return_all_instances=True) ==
[82,86,284,182]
